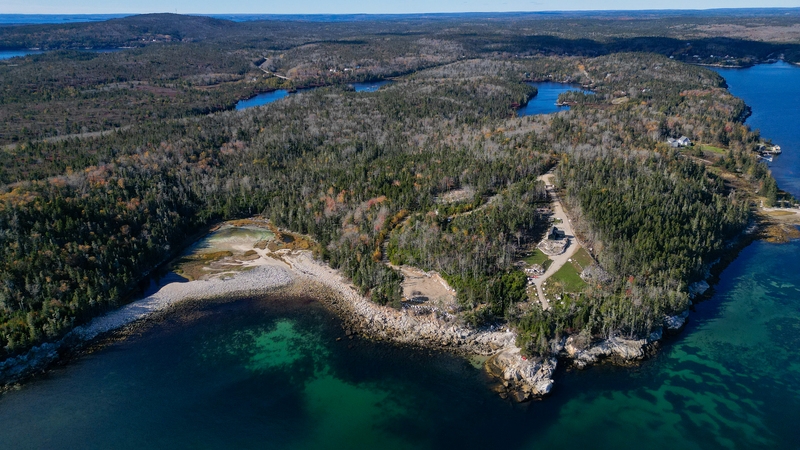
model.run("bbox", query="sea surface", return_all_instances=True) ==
[0,64,798,450]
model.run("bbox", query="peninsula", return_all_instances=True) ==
[1,11,798,399]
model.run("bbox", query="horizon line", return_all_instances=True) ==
[1,7,800,16]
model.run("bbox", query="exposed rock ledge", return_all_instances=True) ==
[688,281,710,298]
[562,329,663,370]
[0,247,696,401]
[291,248,694,398]
[286,252,557,399]
[486,348,557,400]
[664,310,690,332]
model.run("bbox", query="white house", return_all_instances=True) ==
[667,136,692,148]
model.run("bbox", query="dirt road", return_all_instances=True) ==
[532,173,582,310]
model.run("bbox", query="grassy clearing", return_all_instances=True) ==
[524,248,552,270]
[700,144,726,154]
[571,248,593,268]
[548,262,587,293]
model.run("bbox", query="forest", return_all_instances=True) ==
[0,14,782,359]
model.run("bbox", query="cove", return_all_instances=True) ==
[711,61,800,197]
[0,240,797,449]
[517,82,593,116]
[235,81,392,110]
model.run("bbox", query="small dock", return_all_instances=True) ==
[756,144,782,155]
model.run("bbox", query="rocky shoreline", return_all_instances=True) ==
[284,252,558,399]
[0,216,769,399]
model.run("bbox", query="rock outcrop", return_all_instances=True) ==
[664,310,690,332]
[487,348,556,399]
[688,281,710,298]
[0,341,63,386]
[563,330,661,369]
[287,252,555,399]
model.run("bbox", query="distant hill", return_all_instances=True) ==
[1,10,800,60]
[0,14,239,49]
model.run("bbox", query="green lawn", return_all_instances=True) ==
[548,262,587,293]
[524,249,552,270]
[571,248,593,269]
[699,144,726,154]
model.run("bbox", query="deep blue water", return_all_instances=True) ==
[235,81,392,110]
[712,61,800,197]
[235,80,578,112]
[352,80,391,92]
[235,90,293,110]
[517,82,592,116]
[0,49,43,59]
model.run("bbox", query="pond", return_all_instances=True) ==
[0,48,127,60]
[517,82,593,116]
[235,81,392,110]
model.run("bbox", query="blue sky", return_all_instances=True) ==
[1,0,797,15]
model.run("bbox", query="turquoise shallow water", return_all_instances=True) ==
[0,63,798,450]
[0,239,797,449]
[529,239,800,449]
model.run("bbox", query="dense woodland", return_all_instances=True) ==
[0,14,784,359]
[3,11,800,144]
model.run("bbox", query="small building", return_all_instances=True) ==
[548,226,565,241]
[667,136,692,148]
